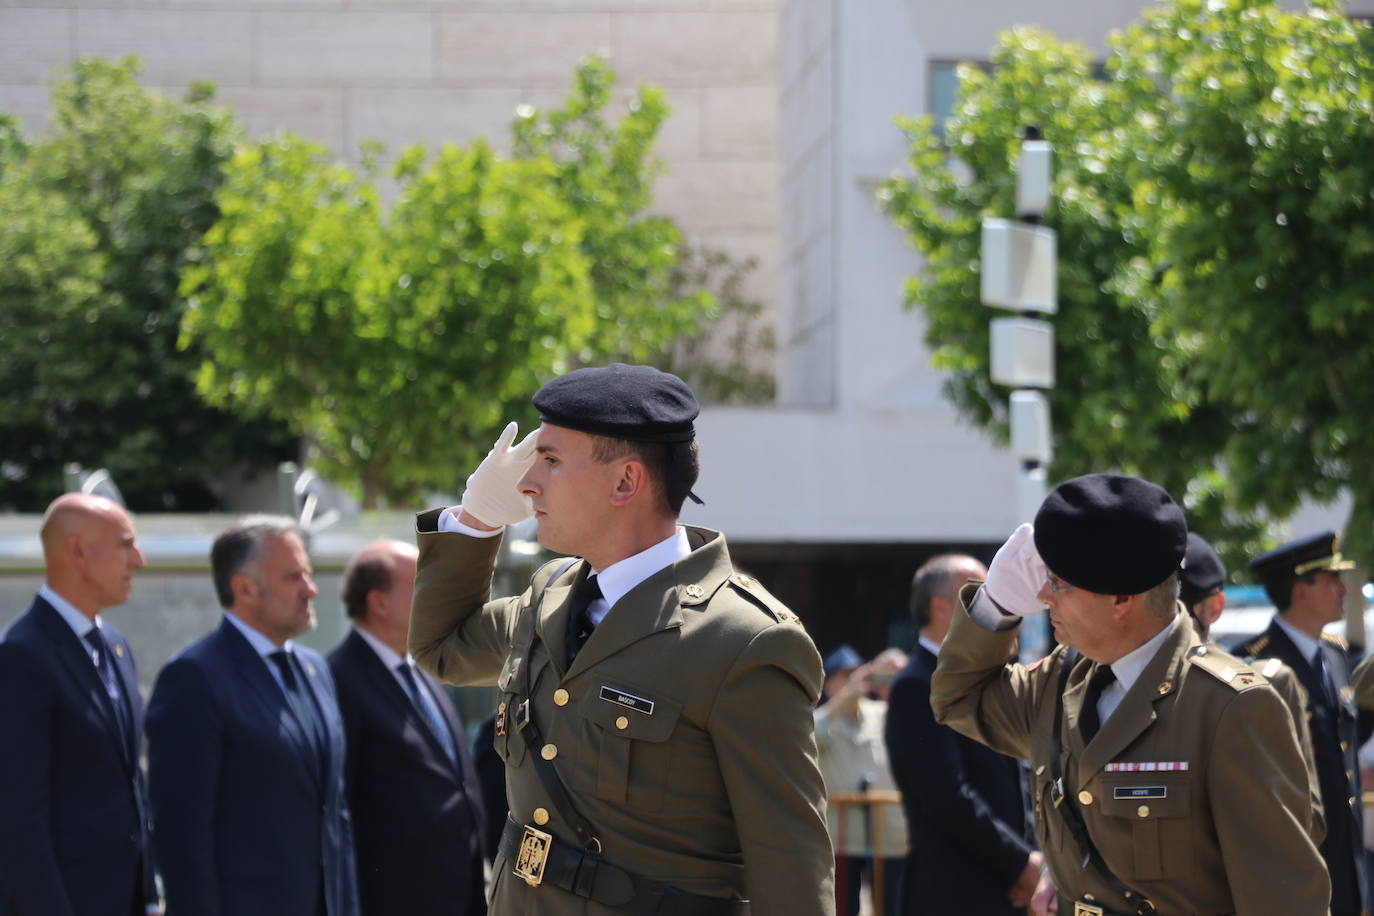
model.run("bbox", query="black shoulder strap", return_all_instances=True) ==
[1051,649,1155,916]
[512,559,604,851]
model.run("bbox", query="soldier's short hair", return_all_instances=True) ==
[1142,572,1181,620]
[589,435,701,516]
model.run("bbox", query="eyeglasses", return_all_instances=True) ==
[1044,574,1074,594]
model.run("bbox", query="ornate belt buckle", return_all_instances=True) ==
[1073,903,1105,916]
[512,825,553,887]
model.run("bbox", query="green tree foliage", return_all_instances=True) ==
[182,58,726,508]
[880,0,1374,571]
[0,59,295,511]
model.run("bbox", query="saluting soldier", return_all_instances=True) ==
[932,473,1328,916]
[1179,531,1325,845]
[1237,532,1372,916]
[408,363,835,916]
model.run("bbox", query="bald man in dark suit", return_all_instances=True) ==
[0,494,158,916]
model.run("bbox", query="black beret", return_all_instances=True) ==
[1180,532,1226,607]
[1033,473,1187,595]
[533,364,699,443]
[1249,530,1354,583]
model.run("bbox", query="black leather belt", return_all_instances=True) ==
[498,816,749,916]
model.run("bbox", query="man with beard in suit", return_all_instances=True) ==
[146,516,359,916]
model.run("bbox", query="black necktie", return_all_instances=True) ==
[1078,664,1117,744]
[84,628,133,759]
[1312,648,1337,706]
[397,662,459,768]
[269,650,326,770]
[565,574,603,666]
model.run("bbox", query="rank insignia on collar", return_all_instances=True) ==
[495,701,507,737]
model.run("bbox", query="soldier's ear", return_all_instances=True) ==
[609,460,648,507]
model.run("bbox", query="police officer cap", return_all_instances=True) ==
[1249,530,1355,583]
[823,645,864,678]
[533,363,699,443]
[1033,473,1187,595]
[1180,533,1226,607]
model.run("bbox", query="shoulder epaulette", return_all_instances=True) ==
[727,573,804,626]
[1321,632,1349,650]
[1261,657,1286,680]
[1188,646,1261,691]
[1239,633,1271,659]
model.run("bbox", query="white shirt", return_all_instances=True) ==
[353,624,430,697]
[584,528,691,625]
[1095,612,1180,726]
[1273,614,1322,670]
[917,635,943,658]
[224,611,300,696]
[439,509,691,626]
[39,584,102,666]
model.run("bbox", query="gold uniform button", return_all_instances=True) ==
[553,689,569,707]
[533,807,549,825]
[616,716,629,730]
[1078,790,1094,806]
[541,744,558,760]
[1035,765,1045,776]
[1157,681,1171,695]
[1342,741,1350,753]
[1137,805,1150,818]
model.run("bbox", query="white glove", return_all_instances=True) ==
[983,523,1048,617]
[459,422,540,527]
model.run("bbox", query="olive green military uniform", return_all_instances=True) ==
[408,511,835,916]
[1354,654,1374,708]
[932,585,1329,915]
[1256,655,1327,845]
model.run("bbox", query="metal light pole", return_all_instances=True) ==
[980,126,1056,523]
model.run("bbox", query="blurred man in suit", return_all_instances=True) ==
[885,554,1038,916]
[146,516,359,916]
[329,539,487,915]
[0,493,158,916]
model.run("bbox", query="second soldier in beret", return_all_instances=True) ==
[407,364,835,915]
[931,473,1328,915]
[1239,531,1371,916]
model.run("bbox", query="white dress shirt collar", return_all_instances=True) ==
[224,610,297,659]
[1108,611,1180,693]
[39,584,98,640]
[1273,614,1322,665]
[917,635,943,658]
[585,527,692,626]
[353,624,409,670]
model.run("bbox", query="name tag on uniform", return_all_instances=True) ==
[600,686,654,716]
[1113,785,1168,800]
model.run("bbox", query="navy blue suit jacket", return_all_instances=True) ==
[1239,620,1373,916]
[327,629,486,916]
[0,596,156,916]
[146,618,360,916]
[884,645,1033,916]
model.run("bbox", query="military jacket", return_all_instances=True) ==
[408,512,835,916]
[1238,621,1369,916]
[931,586,1329,916]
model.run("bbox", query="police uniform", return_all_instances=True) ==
[932,475,1329,916]
[408,365,835,916]
[1239,531,1371,916]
